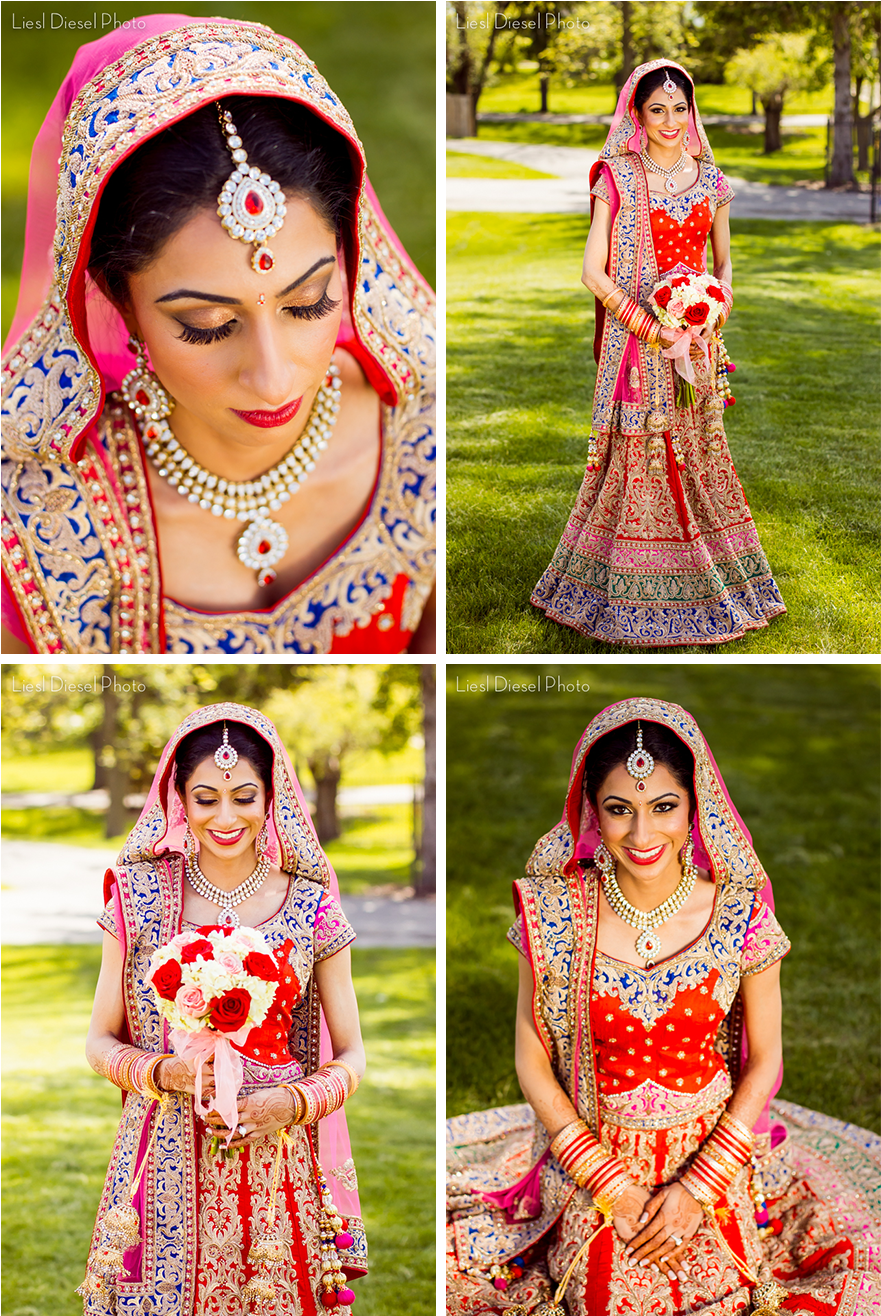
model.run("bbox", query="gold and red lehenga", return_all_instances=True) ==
[447,700,881,1316]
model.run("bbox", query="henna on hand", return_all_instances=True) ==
[213,1086,298,1149]
[156,1056,215,1099]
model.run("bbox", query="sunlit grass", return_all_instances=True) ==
[446,150,556,180]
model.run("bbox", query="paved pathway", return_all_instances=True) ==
[0,840,435,947]
[447,140,873,220]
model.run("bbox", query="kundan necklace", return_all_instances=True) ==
[599,843,697,965]
[185,853,270,928]
[142,361,341,587]
[638,147,689,194]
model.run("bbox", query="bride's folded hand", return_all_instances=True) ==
[623,1183,703,1282]
[611,1183,652,1241]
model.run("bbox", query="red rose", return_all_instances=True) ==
[684,302,709,326]
[208,988,252,1032]
[243,951,280,982]
[670,276,689,288]
[181,937,214,964]
[654,286,673,309]
[151,958,183,1001]
[707,285,725,302]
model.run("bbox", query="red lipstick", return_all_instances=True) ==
[208,828,247,847]
[232,396,303,428]
[623,843,667,866]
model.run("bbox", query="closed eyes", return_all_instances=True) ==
[194,795,257,805]
[175,290,341,344]
[605,800,674,810]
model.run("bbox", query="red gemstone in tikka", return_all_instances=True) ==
[244,190,264,217]
[257,250,274,271]
[636,781,647,792]
[135,389,150,407]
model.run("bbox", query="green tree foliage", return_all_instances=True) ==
[727,34,822,152]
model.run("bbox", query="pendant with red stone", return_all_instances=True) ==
[236,517,289,584]
[217,165,287,272]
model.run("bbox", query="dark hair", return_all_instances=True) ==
[633,66,693,115]
[89,96,354,306]
[174,720,273,795]
[582,721,695,808]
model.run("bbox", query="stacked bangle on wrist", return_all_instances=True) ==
[680,1109,754,1208]
[105,1043,174,1101]
[549,1119,635,1212]
[718,279,733,327]
[325,1058,361,1096]
[601,287,626,314]
[281,1063,354,1126]
[613,294,662,346]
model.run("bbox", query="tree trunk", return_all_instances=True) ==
[617,1,634,97]
[856,113,871,171]
[751,90,758,117]
[102,671,129,839]
[310,756,341,843]
[451,1,474,95]
[539,74,549,113]
[761,95,783,154]
[829,5,855,187]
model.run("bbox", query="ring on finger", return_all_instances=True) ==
[670,1234,683,1247]
[237,1123,247,1137]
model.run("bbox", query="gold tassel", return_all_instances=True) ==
[76,1099,168,1299]
[244,1129,293,1311]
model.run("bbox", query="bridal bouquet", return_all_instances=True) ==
[649,272,727,403]
[148,925,295,1148]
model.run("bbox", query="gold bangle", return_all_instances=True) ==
[592,1172,634,1215]
[280,1083,305,1125]
[602,287,625,311]
[718,1110,754,1146]
[142,1054,173,1103]
[325,1059,360,1096]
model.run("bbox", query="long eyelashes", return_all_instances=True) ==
[175,291,341,344]
[607,802,677,816]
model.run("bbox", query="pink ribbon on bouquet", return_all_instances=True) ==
[661,325,710,383]
[169,1024,250,1144]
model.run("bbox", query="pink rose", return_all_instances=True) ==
[217,951,244,975]
[176,984,207,1018]
[669,299,685,318]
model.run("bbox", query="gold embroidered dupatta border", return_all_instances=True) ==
[85,856,200,1312]
[451,872,599,1270]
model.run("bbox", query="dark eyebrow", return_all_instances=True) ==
[647,99,687,110]
[601,791,680,805]
[192,781,259,791]
[154,256,336,305]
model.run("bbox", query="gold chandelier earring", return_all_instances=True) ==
[256,820,269,860]
[121,334,173,421]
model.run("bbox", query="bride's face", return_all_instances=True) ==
[637,88,690,152]
[123,193,343,450]
[595,761,692,886]
[181,755,267,867]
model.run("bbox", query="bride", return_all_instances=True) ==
[1,16,435,655]
[531,61,785,648]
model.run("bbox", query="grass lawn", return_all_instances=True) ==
[446,212,881,655]
[477,76,836,120]
[447,150,556,180]
[446,662,881,1136]
[2,944,434,1316]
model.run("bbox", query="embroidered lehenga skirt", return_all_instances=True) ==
[530,345,787,647]
[447,1099,881,1316]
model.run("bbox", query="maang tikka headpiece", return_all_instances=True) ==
[216,103,287,274]
[662,72,678,98]
[626,722,655,792]
[214,725,239,780]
